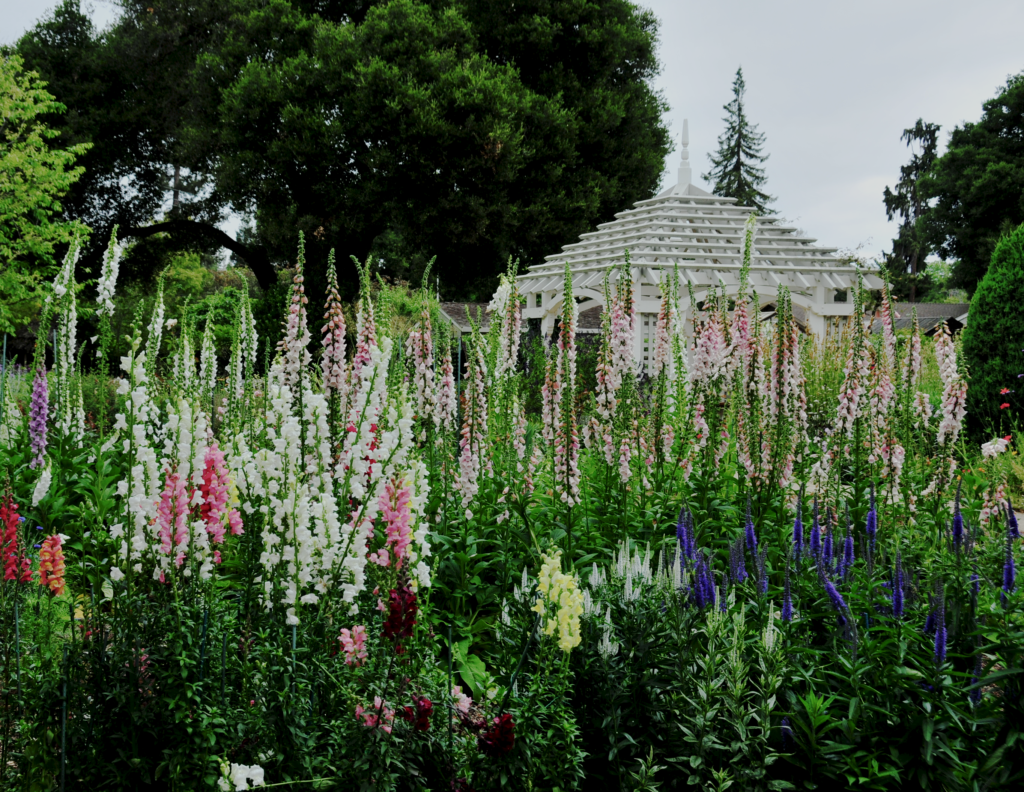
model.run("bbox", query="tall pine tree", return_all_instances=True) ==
[704,67,774,213]
[882,119,940,302]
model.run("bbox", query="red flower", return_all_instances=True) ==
[401,695,433,731]
[382,584,417,643]
[1001,388,1011,395]
[1006,435,1013,442]
[1,495,31,584]
[1001,403,1011,410]
[478,712,515,757]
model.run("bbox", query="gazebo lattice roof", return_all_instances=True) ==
[516,120,882,370]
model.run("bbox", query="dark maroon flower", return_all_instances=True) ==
[382,585,417,642]
[478,712,515,757]
[401,695,432,731]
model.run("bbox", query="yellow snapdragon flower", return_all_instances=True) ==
[532,550,583,652]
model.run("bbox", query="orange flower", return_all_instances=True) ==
[38,534,66,596]
[1001,388,1010,395]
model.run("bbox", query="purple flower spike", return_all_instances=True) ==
[839,504,854,579]
[893,554,904,618]
[810,501,821,559]
[756,547,768,596]
[704,561,717,608]
[782,568,793,622]
[934,623,946,665]
[1002,531,1016,608]
[29,367,49,469]
[824,580,847,625]
[822,523,834,574]
[745,497,757,556]
[934,602,947,665]
[793,500,804,567]
[969,654,983,705]
[692,555,714,610]
[1008,498,1019,539]
[866,482,877,554]
[781,717,794,751]
[729,538,748,584]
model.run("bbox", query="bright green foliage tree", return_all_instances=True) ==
[922,73,1024,292]
[704,66,774,213]
[0,54,90,333]
[961,222,1024,434]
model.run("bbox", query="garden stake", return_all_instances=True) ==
[447,624,453,761]
[220,632,227,706]
[60,645,68,792]
[14,601,22,702]
[199,607,209,685]
[0,333,6,409]
[500,610,541,715]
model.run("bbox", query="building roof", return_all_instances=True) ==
[516,120,881,312]
[871,303,970,335]
[438,303,492,334]
[438,301,604,334]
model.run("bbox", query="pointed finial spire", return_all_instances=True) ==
[674,118,692,193]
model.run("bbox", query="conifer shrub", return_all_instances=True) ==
[962,222,1024,433]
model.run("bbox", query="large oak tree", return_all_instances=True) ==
[16,0,670,300]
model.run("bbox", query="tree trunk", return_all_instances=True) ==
[120,219,276,290]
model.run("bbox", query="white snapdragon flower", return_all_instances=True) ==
[982,437,1010,458]
[33,464,52,506]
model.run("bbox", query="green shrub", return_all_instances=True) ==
[962,222,1024,435]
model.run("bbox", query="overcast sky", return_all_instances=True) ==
[5,0,1024,260]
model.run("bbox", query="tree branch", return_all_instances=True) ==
[119,219,276,290]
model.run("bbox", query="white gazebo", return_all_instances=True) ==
[517,121,883,371]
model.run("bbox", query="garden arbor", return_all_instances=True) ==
[517,121,884,371]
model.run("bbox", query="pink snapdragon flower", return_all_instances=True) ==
[356,696,395,733]
[156,468,189,564]
[275,236,312,389]
[352,296,378,377]
[339,625,368,666]
[456,347,489,508]
[199,442,243,545]
[321,256,348,397]
[935,323,967,446]
[435,346,457,431]
[378,476,413,567]
[452,685,472,716]
[405,307,435,420]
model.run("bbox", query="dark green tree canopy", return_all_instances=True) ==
[961,222,1024,435]
[882,119,940,302]
[921,72,1024,293]
[703,66,774,214]
[15,0,671,301]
